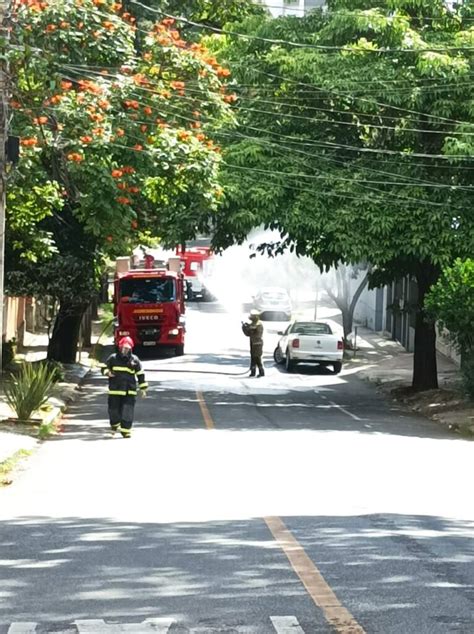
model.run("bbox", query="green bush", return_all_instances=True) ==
[2,339,17,368]
[5,362,57,421]
[38,359,65,383]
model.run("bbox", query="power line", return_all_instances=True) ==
[130,0,474,54]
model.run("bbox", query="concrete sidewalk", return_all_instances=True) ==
[346,325,461,388]
[0,330,99,466]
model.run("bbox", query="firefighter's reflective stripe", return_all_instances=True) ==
[108,390,127,396]
[139,383,148,389]
[112,366,136,374]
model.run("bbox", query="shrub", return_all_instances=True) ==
[5,362,57,421]
[38,359,65,383]
[2,339,17,368]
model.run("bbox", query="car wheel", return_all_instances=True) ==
[175,345,184,356]
[333,361,342,374]
[273,346,284,364]
[285,349,295,372]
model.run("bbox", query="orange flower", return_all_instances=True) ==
[111,169,123,178]
[193,110,201,118]
[196,133,206,142]
[117,182,127,190]
[122,166,135,174]
[224,94,237,103]
[128,186,140,194]
[123,99,139,110]
[116,196,131,205]
[59,21,70,29]
[217,67,231,78]
[131,220,138,230]
[106,235,113,242]
[143,52,152,61]
[102,20,115,30]
[116,128,125,137]
[160,90,171,99]
[177,130,190,141]
[92,127,104,136]
[50,94,64,105]
[191,121,201,129]
[98,99,110,109]
[170,80,185,90]
[162,18,175,27]
[140,124,148,133]
[45,24,57,32]
[133,144,143,151]
[34,116,48,125]
[80,135,93,143]
[89,113,104,122]
[143,106,152,115]
[66,152,83,162]
[60,80,73,90]
[20,137,38,147]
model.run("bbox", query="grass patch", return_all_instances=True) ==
[0,449,33,487]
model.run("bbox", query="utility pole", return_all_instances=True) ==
[0,0,10,373]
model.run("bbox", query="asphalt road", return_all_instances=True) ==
[0,303,473,633]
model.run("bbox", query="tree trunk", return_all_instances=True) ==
[325,270,369,344]
[47,301,87,363]
[412,266,439,392]
[81,305,92,348]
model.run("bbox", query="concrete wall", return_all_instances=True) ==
[260,0,325,17]
[2,296,26,346]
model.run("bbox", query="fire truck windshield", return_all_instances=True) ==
[120,277,176,304]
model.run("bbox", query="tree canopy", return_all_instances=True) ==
[209,0,474,390]
[9,0,233,360]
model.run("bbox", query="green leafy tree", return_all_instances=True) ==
[9,0,232,362]
[211,0,474,391]
[126,0,264,29]
[425,259,474,398]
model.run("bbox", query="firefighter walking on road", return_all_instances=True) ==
[242,309,265,377]
[102,336,148,438]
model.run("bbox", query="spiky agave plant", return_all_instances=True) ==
[5,362,57,421]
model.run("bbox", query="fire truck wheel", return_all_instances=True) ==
[175,345,184,356]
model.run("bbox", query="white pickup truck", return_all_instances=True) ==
[273,320,344,373]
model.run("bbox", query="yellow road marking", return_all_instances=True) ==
[264,516,366,634]
[196,391,214,430]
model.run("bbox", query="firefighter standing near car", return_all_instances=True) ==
[102,336,148,438]
[242,309,265,377]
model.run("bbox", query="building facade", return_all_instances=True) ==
[257,0,325,18]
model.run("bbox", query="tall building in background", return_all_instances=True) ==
[257,0,325,17]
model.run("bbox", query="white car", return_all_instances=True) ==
[253,287,292,321]
[274,320,344,373]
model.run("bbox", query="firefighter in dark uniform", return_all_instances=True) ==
[103,336,148,438]
[242,309,265,377]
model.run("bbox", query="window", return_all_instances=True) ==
[120,278,176,303]
[291,322,332,335]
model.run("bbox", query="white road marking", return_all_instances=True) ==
[319,393,362,421]
[271,616,306,633]
[7,625,37,634]
[75,618,175,632]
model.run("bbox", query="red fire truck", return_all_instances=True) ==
[178,246,215,301]
[113,253,186,355]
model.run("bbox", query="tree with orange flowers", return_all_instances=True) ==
[8,0,233,362]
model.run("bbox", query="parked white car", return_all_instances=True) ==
[253,287,292,321]
[273,320,344,373]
